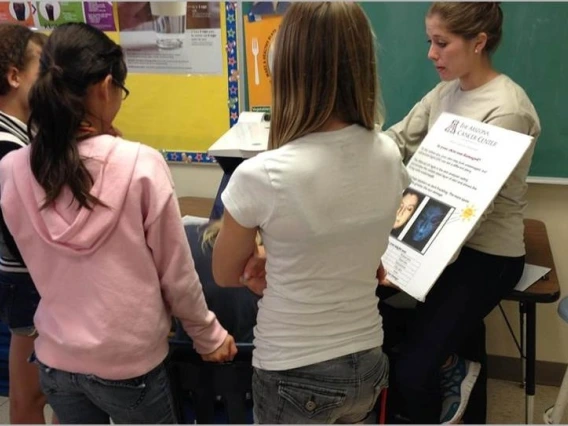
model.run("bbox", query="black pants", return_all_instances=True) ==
[210,172,232,221]
[380,246,524,424]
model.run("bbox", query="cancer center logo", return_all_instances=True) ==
[444,119,459,134]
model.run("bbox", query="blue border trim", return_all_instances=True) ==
[161,151,217,164]
[162,1,238,165]
[226,1,239,127]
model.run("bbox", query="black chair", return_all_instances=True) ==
[183,223,259,344]
[169,224,257,423]
[168,340,254,424]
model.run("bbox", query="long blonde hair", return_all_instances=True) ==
[202,220,223,249]
[201,218,262,250]
[268,2,384,150]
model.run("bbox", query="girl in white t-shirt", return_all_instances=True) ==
[211,2,409,423]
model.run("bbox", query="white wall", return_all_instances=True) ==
[485,184,568,363]
[170,163,224,199]
[171,164,568,363]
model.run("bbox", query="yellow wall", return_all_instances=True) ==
[39,6,230,153]
[108,5,231,153]
[170,165,568,363]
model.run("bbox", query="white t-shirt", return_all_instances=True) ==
[222,124,410,371]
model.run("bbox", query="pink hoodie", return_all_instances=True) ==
[0,135,227,380]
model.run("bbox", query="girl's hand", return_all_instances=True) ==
[201,335,238,363]
[241,246,267,296]
[376,263,399,289]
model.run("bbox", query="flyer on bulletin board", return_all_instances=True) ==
[0,1,116,31]
[34,1,116,31]
[244,1,290,113]
[0,2,35,26]
[0,1,237,158]
[382,113,533,302]
[116,1,222,75]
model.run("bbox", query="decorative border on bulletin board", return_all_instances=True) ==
[161,151,217,164]
[161,1,239,165]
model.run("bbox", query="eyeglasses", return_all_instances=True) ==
[113,80,130,100]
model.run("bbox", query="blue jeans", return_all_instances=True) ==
[252,347,388,424]
[37,358,177,424]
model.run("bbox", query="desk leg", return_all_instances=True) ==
[525,302,536,424]
[520,302,526,388]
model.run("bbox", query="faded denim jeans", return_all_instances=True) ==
[253,347,388,424]
[37,358,177,424]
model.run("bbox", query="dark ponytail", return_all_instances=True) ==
[28,23,127,210]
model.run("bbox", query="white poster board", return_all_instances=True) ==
[382,112,533,302]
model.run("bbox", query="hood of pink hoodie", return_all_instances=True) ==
[13,135,139,256]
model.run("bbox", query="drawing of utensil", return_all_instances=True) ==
[252,37,260,85]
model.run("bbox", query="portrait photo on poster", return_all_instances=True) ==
[401,197,454,254]
[391,187,426,238]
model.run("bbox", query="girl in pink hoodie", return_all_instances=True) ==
[0,22,236,424]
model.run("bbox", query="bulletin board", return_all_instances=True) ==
[0,1,241,165]
[110,2,240,164]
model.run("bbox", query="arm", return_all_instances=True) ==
[486,113,532,140]
[213,157,275,289]
[212,210,257,287]
[143,152,228,355]
[466,113,533,237]
[385,92,433,163]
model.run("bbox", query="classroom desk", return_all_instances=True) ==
[178,196,215,218]
[503,219,560,424]
[175,200,561,424]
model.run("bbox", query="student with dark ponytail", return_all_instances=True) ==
[0,23,236,424]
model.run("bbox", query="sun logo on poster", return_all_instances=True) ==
[460,204,477,221]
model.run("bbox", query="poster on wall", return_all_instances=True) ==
[35,1,85,27]
[82,1,116,31]
[382,113,533,302]
[0,1,116,31]
[0,2,35,26]
[244,1,290,113]
[116,1,222,75]
[35,1,115,31]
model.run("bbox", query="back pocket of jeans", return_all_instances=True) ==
[86,374,148,410]
[278,380,346,420]
[37,361,59,396]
